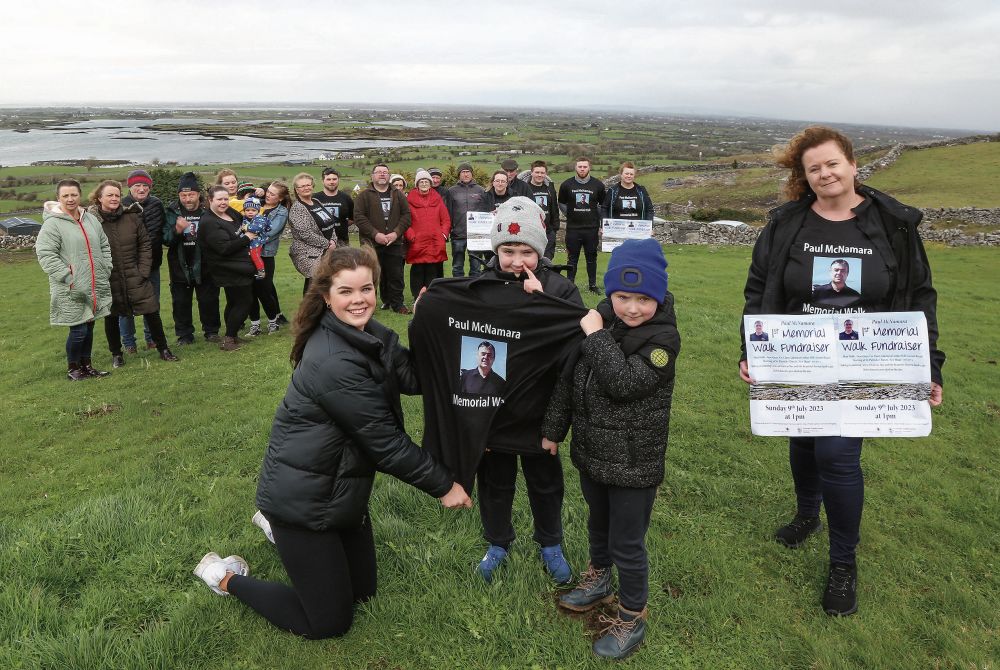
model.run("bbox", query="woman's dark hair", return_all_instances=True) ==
[55,179,81,198]
[290,246,381,367]
[206,185,230,201]
[88,179,122,206]
[776,125,860,201]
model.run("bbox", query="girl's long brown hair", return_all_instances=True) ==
[290,245,381,367]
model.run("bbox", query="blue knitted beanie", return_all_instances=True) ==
[604,238,668,303]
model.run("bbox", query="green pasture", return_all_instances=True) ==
[865,142,1000,208]
[0,241,996,669]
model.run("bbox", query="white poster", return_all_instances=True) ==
[601,218,652,252]
[744,312,932,438]
[467,211,495,251]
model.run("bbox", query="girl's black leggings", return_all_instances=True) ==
[227,514,376,639]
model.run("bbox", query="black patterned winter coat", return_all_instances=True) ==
[542,296,681,488]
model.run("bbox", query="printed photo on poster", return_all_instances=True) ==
[748,319,769,341]
[811,257,862,306]
[457,336,507,396]
[839,317,860,340]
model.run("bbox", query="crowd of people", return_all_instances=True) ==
[34,126,945,660]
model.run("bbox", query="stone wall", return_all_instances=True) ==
[0,235,36,250]
[920,207,1000,227]
[651,220,1000,248]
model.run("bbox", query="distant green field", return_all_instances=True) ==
[1,244,996,670]
[866,142,1000,208]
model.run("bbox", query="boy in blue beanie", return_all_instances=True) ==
[541,237,681,660]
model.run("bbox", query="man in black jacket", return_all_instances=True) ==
[527,161,560,259]
[446,163,487,277]
[120,169,166,351]
[163,172,221,344]
[558,157,606,293]
[500,158,532,198]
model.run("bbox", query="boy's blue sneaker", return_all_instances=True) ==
[593,606,648,659]
[540,544,573,584]
[477,545,508,582]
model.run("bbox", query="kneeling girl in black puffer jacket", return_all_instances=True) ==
[193,246,471,640]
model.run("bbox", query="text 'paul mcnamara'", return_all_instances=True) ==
[448,317,522,339]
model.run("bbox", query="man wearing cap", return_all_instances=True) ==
[445,162,486,277]
[120,169,167,351]
[501,158,532,198]
[355,163,412,313]
[527,161,560,259]
[558,157,606,294]
[428,167,448,201]
[313,167,354,247]
[162,172,222,344]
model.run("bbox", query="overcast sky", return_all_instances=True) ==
[5,0,997,131]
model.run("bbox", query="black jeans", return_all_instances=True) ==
[66,321,95,364]
[409,262,443,299]
[564,228,599,287]
[789,436,864,565]
[375,244,406,309]
[105,311,168,354]
[170,280,221,339]
[228,514,376,639]
[248,256,280,322]
[544,228,558,260]
[221,284,254,338]
[579,471,657,612]
[477,450,564,549]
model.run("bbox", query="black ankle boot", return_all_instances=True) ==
[67,362,89,381]
[80,358,110,378]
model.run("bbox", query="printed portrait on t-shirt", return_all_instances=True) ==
[457,336,507,396]
[575,192,590,206]
[620,196,637,211]
[534,194,548,208]
[380,199,392,215]
[811,256,862,307]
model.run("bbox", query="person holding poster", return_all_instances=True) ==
[601,162,654,221]
[738,126,944,617]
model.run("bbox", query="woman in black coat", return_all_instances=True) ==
[739,126,944,617]
[199,185,256,350]
[193,246,471,639]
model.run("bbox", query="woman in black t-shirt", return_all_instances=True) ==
[739,126,944,618]
[288,172,336,294]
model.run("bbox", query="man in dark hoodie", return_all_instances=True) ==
[120,169,166,351]
[162,173,221,344]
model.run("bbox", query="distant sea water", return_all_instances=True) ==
[0,118,469,167]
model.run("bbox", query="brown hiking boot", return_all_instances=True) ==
[220,336,241,351]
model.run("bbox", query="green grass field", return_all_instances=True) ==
[866,142,1000,208]
[0,241,997,670]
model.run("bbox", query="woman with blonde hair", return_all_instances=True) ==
[88,179,178,367]
[35,179,114,379]
[287,172,335,294]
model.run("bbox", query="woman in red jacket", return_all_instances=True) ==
[405,169,451,299]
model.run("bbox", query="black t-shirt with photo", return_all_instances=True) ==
[783,206,892,314]
[558,177,606,230]
[607,185,641,219]
[312,192,354,242]
[409,277,587,490]
[379,193,393,222]
[305,200,336,240]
